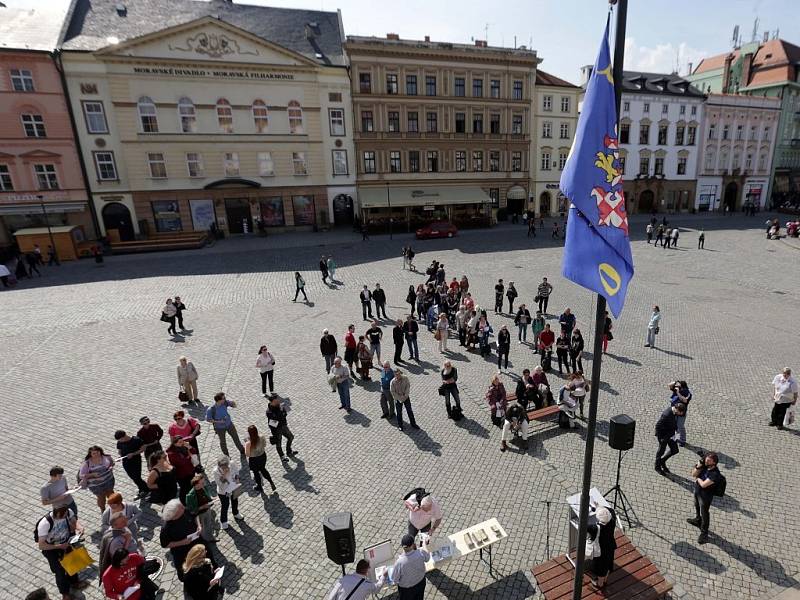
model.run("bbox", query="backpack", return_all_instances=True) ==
[34,514,54,543]
[713,472,727,498]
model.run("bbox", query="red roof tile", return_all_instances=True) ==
[536,69,579,88]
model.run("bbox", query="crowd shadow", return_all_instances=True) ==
[224,519,265,563]
[280,457,318,494]
[454,415,491,439]
[262,492,295,529]
[671,540,727,574]
[405,426,443,456]
[344,408,372,428]
[714,536,799,587]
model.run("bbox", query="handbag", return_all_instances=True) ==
[160,313,170,322]
[654,327,660,335]
[534,295,541,303]
[785,405,796,427]
[178,390,188,402]
[438,384,447,396]
[606,331,614,341]
[268,435,277,445]
[59,545,94,576]
[434,330,441,341]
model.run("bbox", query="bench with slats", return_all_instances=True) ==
[506,393,561,422]
[531,530,673,600]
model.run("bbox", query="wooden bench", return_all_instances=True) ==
[506,393,561,422]
[110,232,208,254]
[531,530,673,600]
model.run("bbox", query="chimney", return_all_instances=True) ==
[424,35,430,42]
[741,52,754,89]
[386,33,399,40]
[474,39,487,48]
[688,61,693,74]
[722,53,734,93]
[580,64,594,86]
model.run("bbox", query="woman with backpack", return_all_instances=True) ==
[440,361,461,419]
[78,446,115,512]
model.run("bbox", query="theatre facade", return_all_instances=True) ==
[60,3,355,239]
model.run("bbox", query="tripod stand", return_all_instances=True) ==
[604,449,634,528]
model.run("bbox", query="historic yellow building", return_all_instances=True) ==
[60,0,355,238]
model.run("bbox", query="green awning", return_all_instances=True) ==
[359,185,491,209]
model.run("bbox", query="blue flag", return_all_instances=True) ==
[560,19,634,318]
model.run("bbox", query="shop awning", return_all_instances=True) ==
[359,185,491,209]
[0,202,87,215]
[506,185,527,200]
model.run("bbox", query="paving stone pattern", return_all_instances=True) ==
[1,214,798,600]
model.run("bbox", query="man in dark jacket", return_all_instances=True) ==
[403,315,420,360]
[392,320,405,364]
[174,296,187,330]
[515,369,538,410]
[360,285,373,320]
[654,403,686,474]
[319,329,338,373]
[373,284,387,319]
[319,256,329,283]
[494,279,504,314]
[558,308,575,337]
[266,396,296,462]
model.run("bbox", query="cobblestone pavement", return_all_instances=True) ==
[1,213,798,599]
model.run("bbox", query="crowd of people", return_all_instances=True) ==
[27,231,796,600]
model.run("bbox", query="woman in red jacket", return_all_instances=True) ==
[102,548,157,600]
[485,373,507,428]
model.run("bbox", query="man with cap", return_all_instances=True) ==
[319,328,338,373]
[325,559,385,600]
[392,534,431,600]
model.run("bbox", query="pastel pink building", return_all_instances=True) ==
[0,4,94,254]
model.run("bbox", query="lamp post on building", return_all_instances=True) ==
[38,194,58,264]
[386,182,393,239]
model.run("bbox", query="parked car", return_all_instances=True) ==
[416,221,458,240]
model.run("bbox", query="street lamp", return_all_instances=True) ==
[38,194,58,264]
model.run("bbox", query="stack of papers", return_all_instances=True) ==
[431,544,453,562]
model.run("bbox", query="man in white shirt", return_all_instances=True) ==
[770,367,798,430]
[326,559,384,600]
[392,534,431,600]
[405,493,443,537]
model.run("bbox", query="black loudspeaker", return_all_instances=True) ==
[609,414,636,450]
[323,512,355,565]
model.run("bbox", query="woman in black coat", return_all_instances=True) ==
[570,329,585,372]
[406,286,416,317]
[496,326,511,371]
[587,506,617,589]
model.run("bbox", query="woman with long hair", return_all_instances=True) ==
[79,446,115,511]
[146,450,178,505]
[244,424,276,494]
[256,345,276,398]
[183,545,223,599]
[485,373,507,428]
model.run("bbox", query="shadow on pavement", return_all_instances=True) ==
[671,540,727,574]
[262,491,295,529]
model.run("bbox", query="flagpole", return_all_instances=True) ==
[571,1,627,598]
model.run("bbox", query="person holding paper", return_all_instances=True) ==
[325,559,385,600]
[212,456,244,530]
[101,548,159,600]
[392,534,431,600]
[159,499,213,581]
[182,545,224,600]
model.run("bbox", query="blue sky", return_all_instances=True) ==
[18,0,800,82]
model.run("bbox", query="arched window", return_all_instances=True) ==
[216,98,233,133]
[178,97,196,133]
[252,99,268,133]
[288,100,304,134]
[137,96,158,132]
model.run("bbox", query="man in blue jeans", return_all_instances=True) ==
[330,357,352,412]
[205,392,245,456]
[403,315,420,360]
[390,369,419,431]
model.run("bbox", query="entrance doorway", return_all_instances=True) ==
[724,182,738,212]
[539,191,552,216]
[102,202,135,241]
[225,198,252,234]
[639,190,655,213]
[332,194,354,225]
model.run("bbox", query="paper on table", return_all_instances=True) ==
[122,585,140,599]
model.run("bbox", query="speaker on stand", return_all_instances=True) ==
[605,414,636,528]
[323,512,355,575]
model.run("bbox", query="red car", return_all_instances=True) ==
[416,221,458,240]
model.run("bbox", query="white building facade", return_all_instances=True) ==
[695,93,781,211]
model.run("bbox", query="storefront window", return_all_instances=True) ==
[260,197,285,226]
[189,199,215,231]
[152,200,182,232]
[292,196,315,225]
